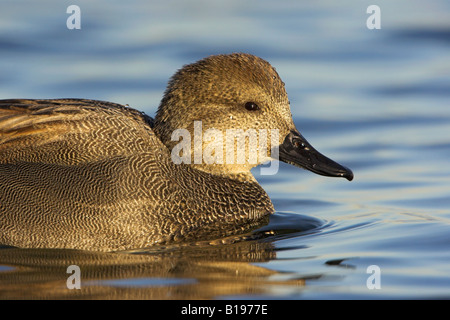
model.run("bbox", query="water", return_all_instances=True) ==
[0,0,449,299]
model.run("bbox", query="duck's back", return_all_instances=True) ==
[0,99,272,251]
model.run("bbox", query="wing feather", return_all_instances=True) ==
[0,99,159,165]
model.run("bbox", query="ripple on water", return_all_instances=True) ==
[0,265,15,272]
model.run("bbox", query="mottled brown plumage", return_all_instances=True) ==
[0,53,352,252]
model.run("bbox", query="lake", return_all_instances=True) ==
[0,0,449,300]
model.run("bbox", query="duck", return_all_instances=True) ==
[0,53,353,252]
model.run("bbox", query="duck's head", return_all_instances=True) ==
[154,53,353,181]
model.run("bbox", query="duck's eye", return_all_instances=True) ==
[244,102,260,111]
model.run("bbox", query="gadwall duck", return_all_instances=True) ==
[0,53,353,251]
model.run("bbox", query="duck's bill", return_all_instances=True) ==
[278,130,353,181]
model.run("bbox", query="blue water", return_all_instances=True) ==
[0,0,449,299]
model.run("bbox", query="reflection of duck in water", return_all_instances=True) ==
[0,53,352,251]
[0,238,301,299]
